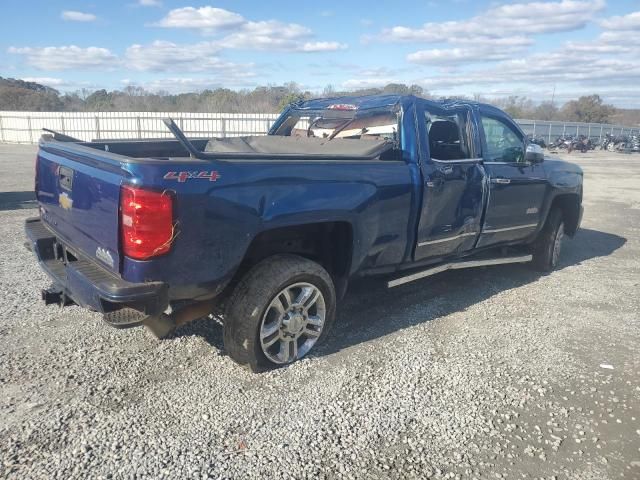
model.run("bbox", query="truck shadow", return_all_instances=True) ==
[175,228,625,360]
[0,191,37,211]
[318,228,625,358]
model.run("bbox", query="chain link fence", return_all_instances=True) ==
[0,111,638,144]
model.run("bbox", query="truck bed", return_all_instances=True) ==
[35,123,413,303]
[47,131,394,163]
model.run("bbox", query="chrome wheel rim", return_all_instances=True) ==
[552,222,564,267]
[259,282,326,364]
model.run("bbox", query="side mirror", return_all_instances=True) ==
[525,143,544,163]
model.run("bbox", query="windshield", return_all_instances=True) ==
[272,108,400,142]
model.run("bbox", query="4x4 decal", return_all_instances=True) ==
[163,171,221,183]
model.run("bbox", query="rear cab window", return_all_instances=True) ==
[271,105,402,160]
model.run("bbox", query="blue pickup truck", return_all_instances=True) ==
[26,95,583,371]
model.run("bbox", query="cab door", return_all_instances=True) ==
[414,103,486,260]
[476,113,548,248]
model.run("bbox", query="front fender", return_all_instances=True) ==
[544,158,583,191]
[540,159,584,236]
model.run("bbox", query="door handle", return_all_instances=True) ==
[491,177,511,185]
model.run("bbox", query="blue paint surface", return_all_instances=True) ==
[33,95,583,304]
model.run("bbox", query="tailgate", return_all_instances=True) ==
[35,143,124,274]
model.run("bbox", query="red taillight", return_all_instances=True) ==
[120,185,174,260]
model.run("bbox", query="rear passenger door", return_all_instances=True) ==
[415,103,486,261]
[477,113,547,248]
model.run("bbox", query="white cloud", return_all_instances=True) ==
[20,77,65,87]
[154,6,346,52]
[407,37,532,65]
[600,10,640,30]
[564,41,631,53]
[562,11,640,54]
[61,11,97,22]
[486,0,604,34]
[369,0,608,75]
[220,20,311,49]
[564,36,636,54]
[219,20,346,52]
[18,77,96,91]
[408,47,513,65]
[201,46,640,105]
[155,6,245,31]
[347,15,640,106]
[138,0,161,6]
[126,41,219,71]
[8,45,117,70]
[417,51,640,94]
[342,78,397,89]
[299,42,347,52]
[381,0,604,43]
[122,74,256,93]
[8,40,256,75]
[124,40,252,74]
[598,31,640,45]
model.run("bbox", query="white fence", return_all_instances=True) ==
[0,110,638,144]
[0,111,280,144]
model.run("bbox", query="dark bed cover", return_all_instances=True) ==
[204,135,392,158]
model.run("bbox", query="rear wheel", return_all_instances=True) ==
[223,254,336,372]
[532,208,565,272]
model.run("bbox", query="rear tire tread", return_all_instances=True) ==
[223,254,336,372]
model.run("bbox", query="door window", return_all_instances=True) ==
[425,110,473,161]
[481,116,525,163]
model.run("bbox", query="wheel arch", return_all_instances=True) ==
[548,192,582,237]
[227,221,354,296]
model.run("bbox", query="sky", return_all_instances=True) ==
[1,0,640,106]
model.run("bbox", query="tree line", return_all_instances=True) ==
[1,76,635,125]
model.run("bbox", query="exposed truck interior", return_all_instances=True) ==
[203,136,391,158]
[424,109,474,161]
[42,105,401,161]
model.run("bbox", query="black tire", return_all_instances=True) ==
[532,208,565,272]
[223,254,336,372]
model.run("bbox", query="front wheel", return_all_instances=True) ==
[223,254,336,372]
[531,208,565,272]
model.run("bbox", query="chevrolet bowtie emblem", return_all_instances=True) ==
[59,192,73,210]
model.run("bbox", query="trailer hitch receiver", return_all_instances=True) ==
[41,288,75,307]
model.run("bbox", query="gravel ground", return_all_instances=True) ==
[0,144,639,479]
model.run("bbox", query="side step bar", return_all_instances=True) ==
[387,254,532,288]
